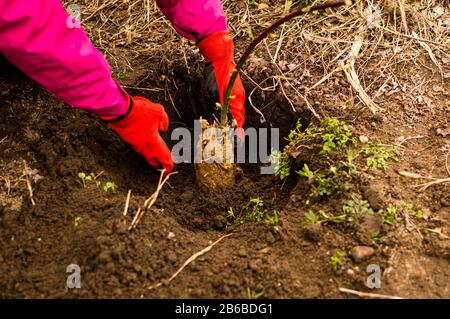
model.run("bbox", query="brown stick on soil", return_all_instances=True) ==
[123,189,132,217]
[398,170,450,191]
[339,288,403,299]
[23,160,36,206]
[221,0,352,125]
[148,233,232,290]
[129,170,178,230]
[415,178,450,192]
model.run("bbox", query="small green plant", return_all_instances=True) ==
[304,197,374,225]
[274,117,358,189]
[371,230,382,241]
[244,198,265,222]
[382,205,399,225]
[103,181,118,192]
[287,118,304,142]
[341,150,358,176]
[286,117,357,155]
[320,211,348,224]
[362,142,399,171]
[246,288,265,299]
[405,203,424,219]
[284,0,294,13]
[296,163,353,198]
[320,117,357,155]
[342,197,374,218]
[74,216,82,227]
[227,198,269,227]
[265,210,280,227]
[270,150,291,180]
[183,286,193,297]
[304,210,321,225]
[78,172,97,187]
[330,251,345,272]
[296,163,316,180]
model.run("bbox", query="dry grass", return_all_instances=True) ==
[68,0,449,117]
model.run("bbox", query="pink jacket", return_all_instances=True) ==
[0,0,227,116]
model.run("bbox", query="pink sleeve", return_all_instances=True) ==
[156,0,227,42]
[0,0,127,117]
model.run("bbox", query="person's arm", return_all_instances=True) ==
[0,0,174,172]
[157,0,245,128]
[0,0,127,117]
[156,0,227,42]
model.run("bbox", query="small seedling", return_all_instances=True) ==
[183,286,193,297]
[270,150,291,180]
[405,203,424,219]
[320,211,348,224]
[227,198,270,227]
[330,251,345,272]
[296,163,353,198]
[362,142,399,171]
[340,150,358,176]
[296,163,317,181]
[103,181,118,193]
[342,197,374,220]
[320,117,357,155]
[246,288,265,299]
[244,198,265,222]
[382,205,399,225]
[78,172,97,187]
[371,230,381,241]
[265,210,280,227]
[227,207,237,221]
[286,117,357,155]
[304,210,321,225]
[304,196,374,226]
[286,118,304,142]
[74,216,82,227]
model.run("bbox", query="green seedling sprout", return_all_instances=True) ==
[103,182,118,192]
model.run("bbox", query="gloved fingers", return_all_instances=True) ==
[156,143,175,174]
[146,157,162,170]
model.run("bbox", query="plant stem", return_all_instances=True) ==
[221,0,352,126]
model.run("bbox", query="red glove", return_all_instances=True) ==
[198,31,245,128]
[102,96,174,173]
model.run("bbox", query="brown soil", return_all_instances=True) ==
[1,1,449,299]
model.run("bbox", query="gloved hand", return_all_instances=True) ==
[102,96,174,173]
[198,31,245,128]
